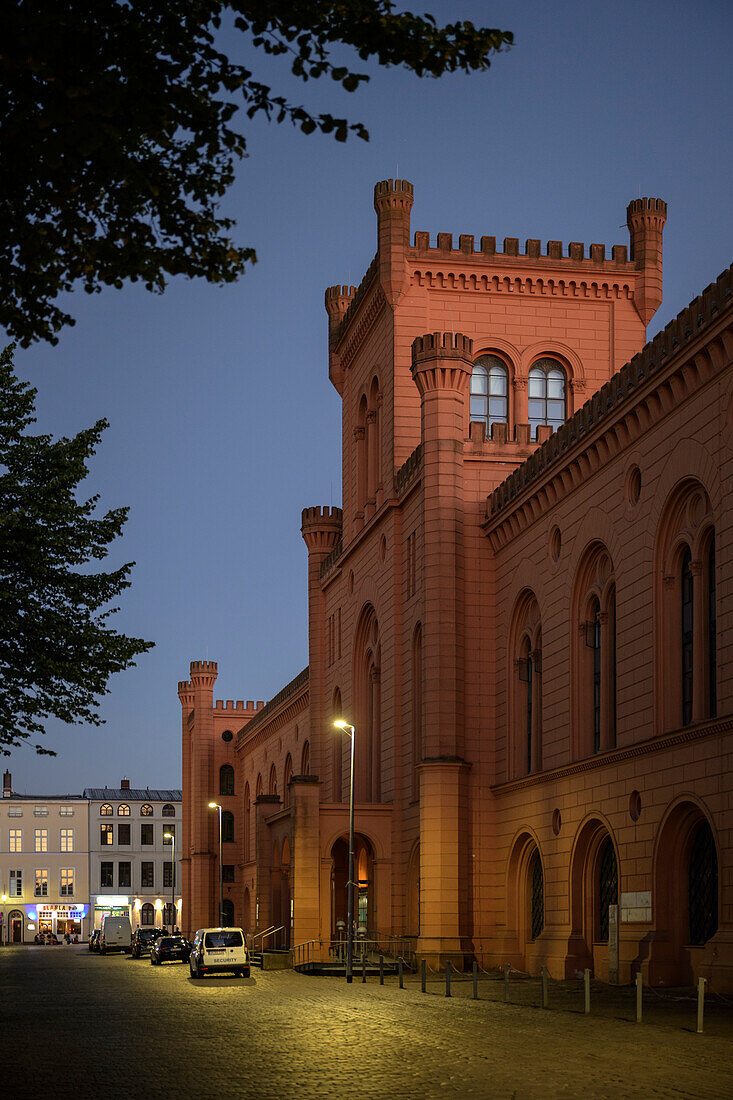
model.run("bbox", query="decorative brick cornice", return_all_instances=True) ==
[235,667,309,750]
[340,284,387,370]
[484,263,733,548]
[492,715,732,795]
[335,253,378,344]
[413,268,634,300]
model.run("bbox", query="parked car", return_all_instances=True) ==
[189,928,250,979]
[130,928,163,958]
[88,930,101,953]
[150,935,191,965]
[99,915,132,955]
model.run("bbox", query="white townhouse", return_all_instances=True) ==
[85,780,183,931]
[0,771,90,943]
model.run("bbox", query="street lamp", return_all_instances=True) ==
[163,831,176,931]
[334,719,355,984]
[208,802,223,927]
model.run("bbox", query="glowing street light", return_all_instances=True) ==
[208,802,223,926]
[163,831,176,931]
[334,719,356,984]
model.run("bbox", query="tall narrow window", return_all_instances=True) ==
[708,537,717,718]
[60,868,74,896]
[689,820,718,945]
[283,754,293,808]
[244,783,251,861]
[597,838,618,943]
[301,741,310,776]
[269,764,278,797]
[411,625,423,799]
[470,356,508,432]
[681,547,694,726]
[219,764,235,797]
[528,359,566,438]
[222,811,234,844]
[529,850,544,940]
[518,638,533,774]
[592,603,601,753]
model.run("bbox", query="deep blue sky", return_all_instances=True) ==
[6,1,733,794]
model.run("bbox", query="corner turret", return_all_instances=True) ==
[300,506,343,559]
[627,197,667,326]
[325,284,355,394]
[374,178,414,309]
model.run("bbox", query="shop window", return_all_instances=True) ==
[9,828,22,853]
[100,803,113,816]
[34,868,48,897]
[100,862,113,889]
[60,868,74,897]
[222,865,235,883]
[597,838,618,944]
[222,811,234,844]
[9,869,22,896]
[141,823,153,845]
[140,903,155,926]
[118,824,130,845]
[34,828,48,852]
[162,803,175,817]
[470,356,509,433]
[140,803,153,816]
[689,820,718,945]
[101,823,113,845]
[118,862,131,889]
[117,803,130,816]
[141,862,154,889]
[220,764,235,796]
[60,828,74,852]
[528,359,566,438]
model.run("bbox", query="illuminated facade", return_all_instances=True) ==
[181,181,732,991]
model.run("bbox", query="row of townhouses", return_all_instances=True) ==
[0,772,182,943]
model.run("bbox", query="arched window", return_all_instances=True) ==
[162,804,175,817]
[707,535,717,718]
[140,804,153,816]
[681,546,694,726]
[332,689,343,802]
[100,804,113,816]
[411,624,423,800]
[255,773,263,799]
[301,741,310,776]
[244,782,251,859]
[268,764,278,797]
[597,838,618,944]
[510,592,542,778]
[470,355,508,433]
[222,810,234,844]
[587,596,602,753]
[140,903,155,926]
[219,764,235,797]
[689,820,718,945]
[528,358,566,438]
[519,636,534,773]
[356,393,368,518]
[283,754,293,808]
[117,803,130,816]
[529,850,544,941]
[366,376,381,509]
[163,903,176,928]
[573,544,616,759]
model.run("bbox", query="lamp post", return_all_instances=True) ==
[334,720,356,984]
[163,831,175,931]
[208,802,223,926]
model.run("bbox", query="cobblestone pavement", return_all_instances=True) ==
[1,948,732,1099]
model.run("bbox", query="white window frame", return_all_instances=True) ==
[60,868,74,897]
[9,869,22,896]
[60,828,74,853]
[9,828,22,853]
[35,868,49,897]
[34,828,48,853]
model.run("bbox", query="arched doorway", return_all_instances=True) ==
[9,909,23,943]
[506,832,545,972]
[330,834,375,941]
[568,818,618,979]
[650,800,719,986]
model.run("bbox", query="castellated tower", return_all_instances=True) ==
[179,660,218,935]
[627,197,668,325]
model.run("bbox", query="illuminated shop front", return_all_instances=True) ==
[92,894,131,929]
[35,902,87,938]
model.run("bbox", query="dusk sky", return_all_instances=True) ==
[6,0,733,794]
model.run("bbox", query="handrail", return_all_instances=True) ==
[259,925,284,948]
[251,925,276,949]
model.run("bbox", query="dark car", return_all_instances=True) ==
[150,936,191,965]
[130,928,163,958]
[88,930,101,953]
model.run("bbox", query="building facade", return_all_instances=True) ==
[85,782,183,931]
[180,181,732,991]
[0,771,90,942]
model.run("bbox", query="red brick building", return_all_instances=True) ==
[180,181,732,991]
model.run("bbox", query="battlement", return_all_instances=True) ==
[412,231,630,267]
[190,660,217,674]
[214,699,265,711]
[627,197,667,224]
[301,505,343,527]
[374,178,414,209]
[325,284,356,313]
[411,331,473,365]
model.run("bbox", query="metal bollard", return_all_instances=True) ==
[421,958,426,993]
[473,961,478,1000]
[697,976,706,1034]
[399,957,404,989]
[541,965,548,1009]
[504,962,510,1003]
[445,960,451,997]
[379,954,384,985]
[635,972,643,1023]
[362,951,366,983]
[584,969,591,1014]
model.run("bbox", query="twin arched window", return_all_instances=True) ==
[219,765,235,797]
[470,355,567,441]
[470,356,508,431]
[528,359,566,438]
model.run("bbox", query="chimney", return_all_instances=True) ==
[121,777,130,790]
[2,770,11,797]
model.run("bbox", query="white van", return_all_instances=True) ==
[99,915,132,955]
[189,928,250,978]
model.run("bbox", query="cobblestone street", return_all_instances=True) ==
[1,947,732,1099]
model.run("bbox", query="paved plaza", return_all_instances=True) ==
[0,947,731,1099]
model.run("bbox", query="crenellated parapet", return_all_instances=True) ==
[413,231,630,266]
[177,679,194,710]
[301,505,343,557]
[213,699,264,712]
[189,659,218,691]
[325,284,355,393]
[410,332,473,397]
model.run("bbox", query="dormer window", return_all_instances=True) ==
[100,803,113,816]
[470,356,508,433]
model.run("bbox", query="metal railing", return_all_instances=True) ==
[251,925,285,951]
[292,935,416,971]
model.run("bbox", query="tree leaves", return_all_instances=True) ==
[0,346,154,753]
[0,2,512,345]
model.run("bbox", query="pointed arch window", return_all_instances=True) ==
[411,624,423,800]
[528,359,566,438]
[470,356,508,432]
[268,764,278,797]
[301,741,310,776]
[283,754,293,808]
